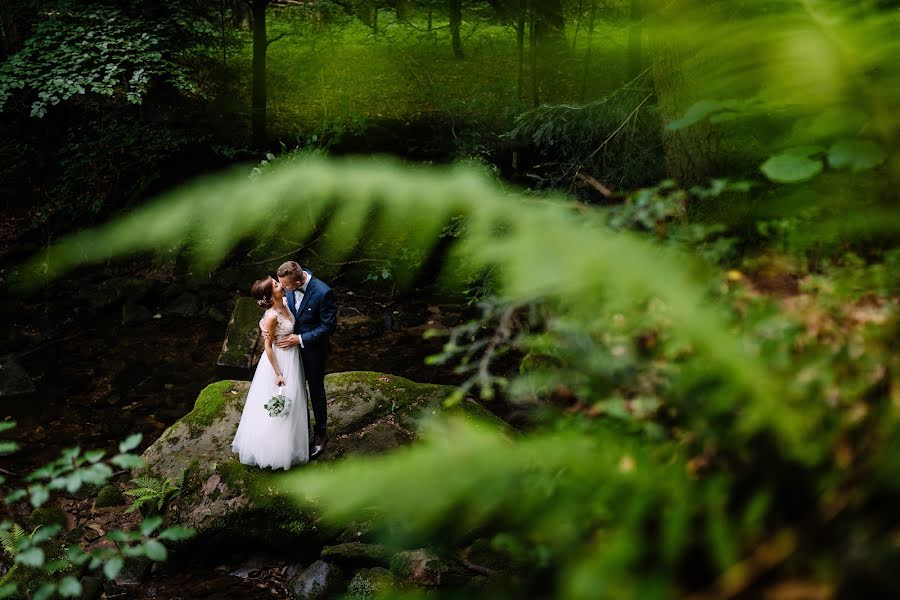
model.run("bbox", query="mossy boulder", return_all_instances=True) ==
[26,506,68,530]
[320,542,391,567]
[217,297,263,369]
[346,567,395,600]
[137,372,505,548]
[390,549,445,587]
[93,484,125,509]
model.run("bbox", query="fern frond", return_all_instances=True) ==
[0,523,25,557]
[21,156,809,457]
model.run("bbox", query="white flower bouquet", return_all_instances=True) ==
[263,386,293,418]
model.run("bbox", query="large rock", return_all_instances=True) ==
[390,549,445,587]
[288,560,345,600]
[138,372,505,548]
[217,297,263,369]
[0,355,34,398]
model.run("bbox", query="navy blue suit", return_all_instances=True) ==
[286,269,337,435]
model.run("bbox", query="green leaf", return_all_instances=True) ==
[0,583,17,598]
[158,527,195,542]
[67,545,90,565]
[119,433,143,453]
[45,559,70,573]
[0,442,19,455]
[760,153,823,183]
[32,583,56,600]
[15,547,45,567]
[827,139,886,172]
[30,485,50,507]
[31,524,62,543]
[103,556,123,580]
[111,454,145,469]
[81,463,113,485]
[4,489,27,504]
[57,576,82,597]
[143,539,167,562]
[108,529,140,543]
[0,421,15,432]
[139,515,163,537]
[84,449,106,463]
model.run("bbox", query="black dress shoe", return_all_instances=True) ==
[310,432,328,460]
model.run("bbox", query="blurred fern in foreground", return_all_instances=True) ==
[17,150,900,596]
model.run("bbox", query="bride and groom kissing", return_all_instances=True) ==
[231,261,337,470]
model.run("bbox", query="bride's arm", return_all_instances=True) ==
[263,315,285,386]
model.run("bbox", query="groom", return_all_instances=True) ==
[275,261,337,459]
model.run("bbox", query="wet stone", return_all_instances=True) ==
[288,560,345,600]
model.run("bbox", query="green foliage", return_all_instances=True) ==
[20,156,797,453]
[19,148,899,596]
[124,470,187,516]
[0,4,195,117]
[655,0,899,244]
[504,73,665,191]
[0,427,195,598]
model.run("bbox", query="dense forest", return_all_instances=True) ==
[1,0,899,598]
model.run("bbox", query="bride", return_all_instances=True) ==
[231,276,309,470]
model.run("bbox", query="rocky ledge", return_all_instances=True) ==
[137,371,506,548]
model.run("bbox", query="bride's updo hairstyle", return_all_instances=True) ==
[251,277,274,309]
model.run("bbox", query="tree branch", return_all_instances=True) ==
[266,31,295,47]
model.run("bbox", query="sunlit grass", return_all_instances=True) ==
[227,13,631,141]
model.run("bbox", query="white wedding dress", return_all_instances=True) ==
[231,306,309,470]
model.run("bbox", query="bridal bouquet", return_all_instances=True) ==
[263,386,293,418]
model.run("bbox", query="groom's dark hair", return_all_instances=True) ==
[277,261,303,281]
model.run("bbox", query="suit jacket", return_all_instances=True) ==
[286,269,337,354]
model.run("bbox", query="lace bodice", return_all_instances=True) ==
[260,306,295,339]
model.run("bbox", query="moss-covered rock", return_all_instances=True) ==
[217,297,264,369]
[137,373,505,549]
[346,567,395,599]
[320,542,391,567]
[93,484,125,509]
[26,506,68,530]
[390,549,445,586]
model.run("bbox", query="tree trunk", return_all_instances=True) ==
[529,0,538,106]
[627,0,645,79]
[516,0,526,100]
[448,0,463,58]
[580,0,596,101]
[250,0,269,147]
[0,0,19,58]
[650,0,724,185]
[533,0,564,40]
[572,0,584,50]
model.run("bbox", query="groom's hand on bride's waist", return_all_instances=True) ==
[275,334,302,349]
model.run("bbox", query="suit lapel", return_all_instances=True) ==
[286,289,298,318]
[297,278,316,317]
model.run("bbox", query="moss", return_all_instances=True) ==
[26,507,67,529]
[217,297,263,368]
[93,484,125,508]
[445,399,510,430]
[321,542,391,566]
[181,381,238,437]
[347,567,395,599]
[0,540,75,598]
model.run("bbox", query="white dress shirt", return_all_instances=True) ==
[293,277,309,347]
